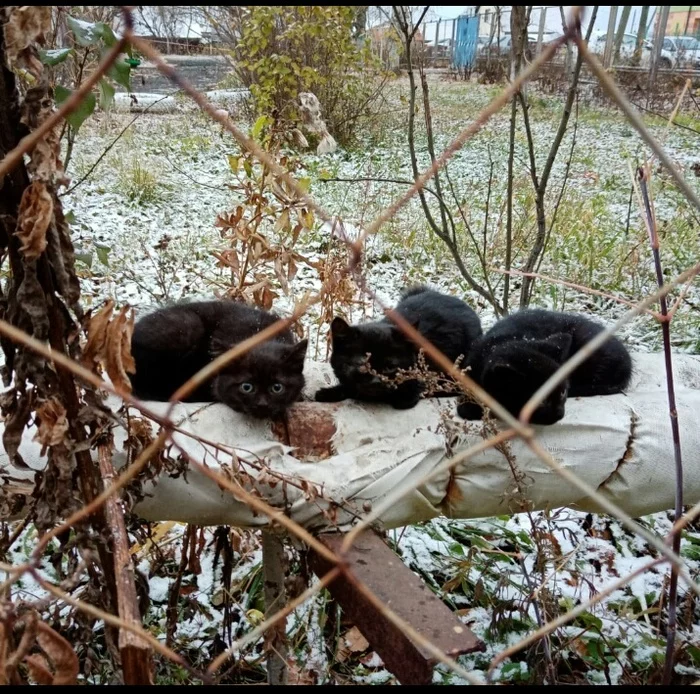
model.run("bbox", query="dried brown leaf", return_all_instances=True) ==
[82,300,114,373]
[34,398,69,455]
[16,181,53,260]
[336,626,370,663]
[286,658,317,685]
[81,301,135,393]
[2,389,33,469]
[31,621,79,685]
[20,87,68,185]
[104,305,135,394]
[24,653,54,685]
[273,256,289,294]
[3,6,51,75]
[273,208,290,235]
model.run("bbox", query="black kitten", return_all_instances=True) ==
[315,286,482,409]
[458,308,633,425]
[130,299,307,419]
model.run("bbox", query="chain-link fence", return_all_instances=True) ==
[1,4,699,687]
[371,7,700,89]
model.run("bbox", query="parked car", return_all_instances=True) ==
[662,36,700,68]
[476,35,494,54]
[589,30,679,68]
[590,31,646,59]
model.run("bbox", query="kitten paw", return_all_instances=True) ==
[315,385,348,403]
[457,401,483,420]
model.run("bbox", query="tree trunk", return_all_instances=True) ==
[504,6,527,312]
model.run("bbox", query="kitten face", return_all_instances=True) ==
[212,339,307,418]
[329,317,416,396]
[482,335,571,425]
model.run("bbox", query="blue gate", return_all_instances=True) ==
[453,14,479,69]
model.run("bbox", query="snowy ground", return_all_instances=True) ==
[11,76,700,683]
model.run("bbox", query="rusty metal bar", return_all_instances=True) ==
[309,530,484,685]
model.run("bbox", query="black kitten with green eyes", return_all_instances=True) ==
[130,300,307,419]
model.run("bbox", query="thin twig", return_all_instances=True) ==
[61,91,178,197]
[488,556,665,676]
[636,165,685,685]
[31,569,212,683]
[491,268,659,318]
[362,9,584,242]
[575,34,700,214]
[0,37,127,182]
[207,567,341,676]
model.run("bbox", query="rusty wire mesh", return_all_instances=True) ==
[1,4,700,685]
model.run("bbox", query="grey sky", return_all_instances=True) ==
[424,6,658,35]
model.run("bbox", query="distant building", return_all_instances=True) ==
[476,6,499,38]
[128,7,217,54]
[665,6,700,36]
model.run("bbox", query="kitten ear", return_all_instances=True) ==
[286,339,308,370]
[537,333,573,362]
[330,316,352,340]
[209,334,232,358]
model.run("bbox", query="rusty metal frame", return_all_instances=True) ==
[309,530,485,685]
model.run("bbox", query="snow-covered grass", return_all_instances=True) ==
[13,75,700,684]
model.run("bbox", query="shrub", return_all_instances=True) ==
[222,6,386,147]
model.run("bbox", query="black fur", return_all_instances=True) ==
[315,286,482,409]
[458,308,633,425]
[130,300,307,419]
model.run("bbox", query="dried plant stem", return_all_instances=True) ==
[98,443,152,684]
[0,38,127,182]
[207,567,341,676]
[520,261,700,424]
[31,569,212,683]
[636,166,684,685]
[362,8,585,242]
[492,268,658,317]
[342,428,516,551]
[489,556,665,675]
[350,264,700,591]
[575,35,700,214]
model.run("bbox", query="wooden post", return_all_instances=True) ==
[262,529,288,685]
[99,445,153,684]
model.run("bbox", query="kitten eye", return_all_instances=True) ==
[270,383,284,394]
[239,383,255,394]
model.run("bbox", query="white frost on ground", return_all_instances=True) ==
[7,77,699,684]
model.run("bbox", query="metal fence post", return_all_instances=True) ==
[537,5,546,54]
[648,5,671,101]
[603,6,618,68]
